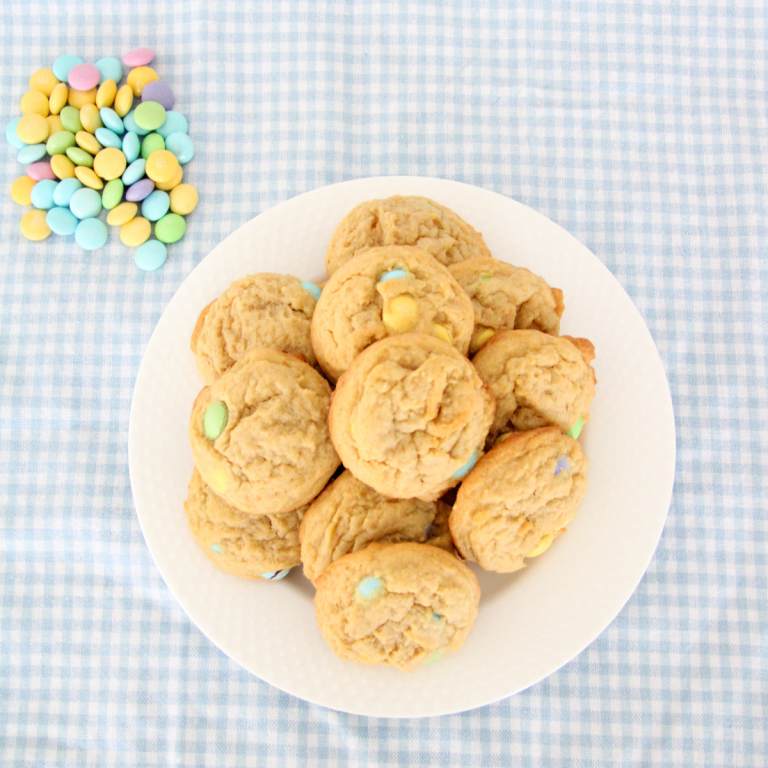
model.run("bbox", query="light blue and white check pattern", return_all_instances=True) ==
[1,1,766,765]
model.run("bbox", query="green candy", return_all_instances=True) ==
[60,106,83,134]
[102,179,124,210]
[154,212,186,244]
[480,274,493,281]
[134,101,167,131]
[204,400,228,440]
[66,147,94,167]
[46,130,76,156]
[566,416,584,439]
[141,132,165,159]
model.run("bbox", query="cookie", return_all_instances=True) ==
[329,333,495,501]
[189,347,340,515]
[184,468,304,580]
[325,195,492,276]
[191,273,320,384]
[311,245,475,382]
[472,329,596,439]
[299,469,454,585]
[313,542,481,670]
[449,426,588,572]
[448,256,564,353]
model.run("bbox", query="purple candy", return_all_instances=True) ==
[125,178,155,202]
[554,456,570,476]
[141,81,175,110]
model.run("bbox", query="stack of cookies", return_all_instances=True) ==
[184,195,597,671]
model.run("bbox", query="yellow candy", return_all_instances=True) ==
[107,202,138,227]
[114,85,134,117]
[120,216,151,247]
[48,82,68,115]
[75,130,102,155]
[126,66,158,97]
[93,148,127,181]
[493,431,513,446]
[51,154,76,180]
[145,150,180,184]
[20,89,50,117]
[526,532,559,559]
[470,327,496,354]
[96,79,117,109]
[169,184,198,215]
[16,113,49,144]
[382,294,419,333]
[208,467,230,495]
[80,104,103,134]
[20,209,51,241]
[46,115,64,135]
[67,87,97,108]
[155,165,183,191]
[433,323,453,345]
[29,68,60,97]
[74,165,104,190]
[10,176,37,206]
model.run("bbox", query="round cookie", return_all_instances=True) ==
[449,426,588,572]
[184,468,304,580]
[329,333,495,501]
[189,347,340,515]
[325,195,492,276]
[191,273,320,384]
[472,329,596,439]
[311,245,475,382]
[313,542,481,670]
[299,469,454,585]
[448,256,565,353]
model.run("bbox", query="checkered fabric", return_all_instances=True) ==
[1,1,766,765]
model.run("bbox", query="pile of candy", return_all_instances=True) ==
[6,47,197,271]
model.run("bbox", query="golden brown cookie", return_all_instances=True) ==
[472,329,596,439]
[191,273,320,384]
[299,469,454,585]
[329,334,495,501]
[449,427,588,572]
[184,468,304,580]
[325,195,492,276]
[313,542,481,670]
[448,257,564,353]
[311,245,475,382]
[189,347,340,515]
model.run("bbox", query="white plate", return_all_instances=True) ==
[128,177,676,718]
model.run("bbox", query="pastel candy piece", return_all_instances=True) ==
[50,154,76,180]
[74,166,104,191]
[301,282,322,301]
[74,217,108,250]
[52,55,83,83]
[141,189,170,221]
[125,178,155,202]
[140,133,165,159]
[75,130,102,155]
[68,187,102,219]
[45,115,64,136]
[48,83,68,115]
[169,184,198,215]
[114,85,134,118]
[106,201,137,226]
[67,88,97,109]
[123,110,150,137]
[59,106,83,134]
[29,68,60,97]
[52,177,82,207]
[122,131,140,163]
[480,274,493,281]
[20,209,51,241]
[79,104,103,133]
[27,162,56,181]
[18,144,47,164]
[120,216,151,247]
[378,268,408,282]
[526,533,555,559]
[94,57,123,85]
[204,400,228,440]
[96,80,117,110]
[145,150,179,183]
[261,570,290,581]
[382,294,419,333]
[46,206,78,236]
[566,416,584,439]
[432,612,443,621]
[211,544,223,554]
[123,47,155,67]
[155,165,183,191]
[433,323,453,345]
[10,176,37,206]
[99,108,124,135]
[93,148,127,181]
[426,652,443,665]
[134,101,166,132]
[101,179,124,210]
[46,129,76,155]
[6,117,27,149]
[122,158,146,186]
[452,450,479,479]
[95,127,122,149]
[156,110,188,139]
[134,240,168,271]
[472,327,496,352]
[165,132,194,164]
[154,212,185,243]
[20,90,50,117]
[16,114,49,145]
[141,81,174,110]
[68,63,100,91]
[356,576,384,599]
[126,66,159,97]
[65,147,94,167]
[554,455,570,476]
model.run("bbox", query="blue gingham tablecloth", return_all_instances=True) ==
[1,1,765,765]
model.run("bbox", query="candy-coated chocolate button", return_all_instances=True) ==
[48,82,69,115]
[114,84,134,117]
[20,209,51,241]
[68,187,102,219]
[101,179,124,210]
[46,206,78,236]
[93,148,127,181]
[203,400,228,440]
[211,544,223,554]
[301,282,322,301]
[99,108,124,135]
[122,131,140,163]
[94,127,122,149]
[20,90,50,117]
[356,576,384,599]
[123,47,155,67]
[17,144,47,164]
[16,114,49,144]
[6,117,27,149]
[145,150,179,183]
[106,201,138,226]
[79,103,103,134]
[29,68,60,97]
[65,146,94,167]
[10,176,37,206]
[96,79,117,109]
[45,115,64,135]
[433,323,453,345]
[165,132,194,164]
[68,63,100,91]
[74,217,108,250]
[67,87,97,109]
[126,66,159,97]
[74,165,104,190]
[156,110,188,139]
[94,57,123,85]
[471,327,496,354]
[452,450,479,479]
[141,189,170,221]
[154,212,185,243]
[52,55,83,83]
[59,106,83,134]
[51,154,76,180]
[378,268,408,282]
[155,165,182,191]
[554,455,570,476]
[134,101,166,131]
[566,416,583,439]
[120,216,151,247]
[52,177,82,207]
[27,162,56,181]
[122,158,146,186]
[140,132,165,159]
[75,130,102,155]
[122,110,150,137]
[125,178,155,202]
[261,570,291,580]
[526,533,555,559]
[141,81,174,110]
[382,294,419,333]
[169,184,198,215]
[134,240,168,271]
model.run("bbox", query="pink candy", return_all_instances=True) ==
[68,63,100,91]
[27,162,56,181]
[123,48,155,67]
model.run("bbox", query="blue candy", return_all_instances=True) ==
[156,110,188,139]
[17,144,47,164]
[94,57,123,85]
[6,117,26,150]
[69,187,102,220]
[99,108,125,135]
[379,268,408,282]
[261,570,291,580]
[52,178,83,207]
[211,544,223,554]
[30,179,57,210]
[141,190,170,222]
[452,450,479,479]
[95,127,123,149]
[301,281,322,301]
[356,576,384,599]
[74,217,108,250]
[123,110,150,137]
[165,132,194,164]
[46,207,78,236]
[135,240,168,272]
[122,158,146,186]
[122,131,140,163]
